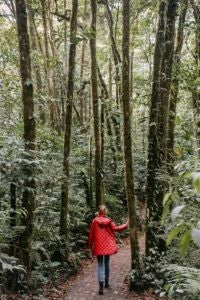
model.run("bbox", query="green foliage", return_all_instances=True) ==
[162,156,200,255]
[160,156,200,297]
[166,223,185,246]
[130,247,166,292]
[0,253,26,294]
[162,264,200,299]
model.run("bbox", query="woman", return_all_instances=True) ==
[88,205,128,295]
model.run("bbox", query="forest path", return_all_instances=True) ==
[65,242,131,300]
[44,239,164,300]
[43,203,166,300]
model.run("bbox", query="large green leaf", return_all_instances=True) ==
[163,192,172,206]
[179,228,192,256]
[166,223,185,246]
[192,172,200,194]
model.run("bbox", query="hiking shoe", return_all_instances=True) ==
[105,283,110,288]
[105,279,110,288]
[99,287,104,295]
[99,281,104,295]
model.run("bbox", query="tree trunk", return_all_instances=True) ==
[60,0,68,131]
[146,0,166,254]
[40,0,57,129]
[79,0,88,124]
[15,0,36,272]
[10,182,17,228]
[90,0,103,209]
[9,182,17,257]
[190,0,200,157]
[146,0,178,254]
[122,0,139,273]
[99,0,122,151]
[60,0,78,239]
[130,50,134,100]
[79,41,86,124]
[100,89,105,168]
[108,56,112,99]
[89,136,93,208]
[156,0,178,210]
[167,0,188,167]
[158,0,178,165]
[98,66,117,171]
[47,0,61,133]
[27,0,45,124]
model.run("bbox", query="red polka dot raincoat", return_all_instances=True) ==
[88,213,128,256]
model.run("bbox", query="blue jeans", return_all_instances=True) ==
[97,255,110,283]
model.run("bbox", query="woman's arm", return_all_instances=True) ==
[110,220,128,232]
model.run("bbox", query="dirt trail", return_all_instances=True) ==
[65,243,131,300]
[43,203,165,300]
[44,240,165,300]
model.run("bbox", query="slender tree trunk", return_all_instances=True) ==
[79,0,88,123]
[27,0,45,123]
[40,0,56,129]
[60,0,78,238]
[130,50,134,100]
[99,0,122,152]
[167,0,188,166]
[9,182,17,257]
[104,0,121,136]
[61,0,68,130]
[10,182,17,228]
[146,0,166,254]
[15,0,36,272]
[190,0,200,157]
[100,89,105,168]
[122,0,139,273]
[32,17,45,58]
[79,42,86,124]
[108,56,112,99]
[90,0,103,208]
[47,0,61,133]
[89,136,93,208]
[156,0,178,209]
[158,0,178,164]
[146,0,178,254]
[98,66,117,171]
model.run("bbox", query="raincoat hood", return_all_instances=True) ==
[95,215,112,228]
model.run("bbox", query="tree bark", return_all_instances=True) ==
[122,0,139,272]
[108,56,112,99]
[90,0,103,208]
[10,182,17,228]
[158,0,178,164]
[146,0,166,254]
[15,0,36,272]
[60,0,78,238]
[167,0,188,166]
[89,136,93,208]
[40,0,57,130]
[146,0,178,254]
[98,66,117,172]
[190,0,200,157]
[99,0,122,151]
[27,0,45,124]
[79,0,88,124]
